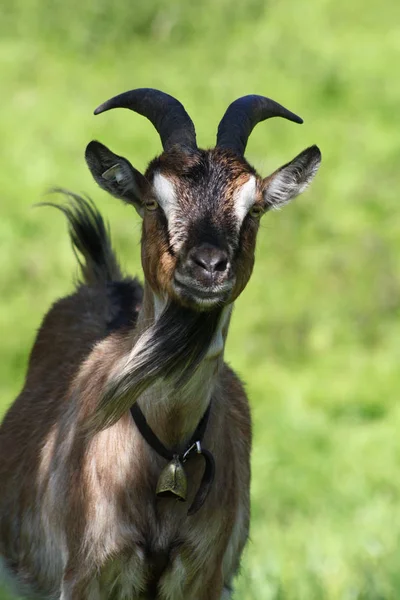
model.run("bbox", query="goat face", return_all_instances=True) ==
[142,147,263,310]
[85,90,321,311]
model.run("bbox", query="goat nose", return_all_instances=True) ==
[189,245,229,275]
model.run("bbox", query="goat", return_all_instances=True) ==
[0,89,321,599]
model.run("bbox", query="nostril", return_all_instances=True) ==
[189,245,229,275]
[212,255,228,273]
[192,254,210,271]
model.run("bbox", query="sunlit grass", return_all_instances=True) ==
[1,0,400,598]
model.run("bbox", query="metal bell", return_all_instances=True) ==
[156,455,187,501]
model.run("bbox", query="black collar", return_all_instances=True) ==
[130,403,215,515]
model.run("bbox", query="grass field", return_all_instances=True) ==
[1,0,400,598]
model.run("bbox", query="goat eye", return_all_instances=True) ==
[145,199,159,211]
[248,204,264,218]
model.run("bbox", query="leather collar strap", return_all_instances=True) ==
[130,403,215,516]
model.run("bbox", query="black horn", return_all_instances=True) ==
[216,95,303,156]
[94,88,197,152]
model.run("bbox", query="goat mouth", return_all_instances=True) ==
[173,275,233,309]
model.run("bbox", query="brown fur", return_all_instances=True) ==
[140,148,264,308]
[0,231,251,600]
[1,113,320,597]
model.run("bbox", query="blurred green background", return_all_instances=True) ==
[1,0,400,598]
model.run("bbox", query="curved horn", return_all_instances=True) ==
[216,95,303,156]
[94,88,197,152]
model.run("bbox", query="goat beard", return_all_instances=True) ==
[89,302,223,432]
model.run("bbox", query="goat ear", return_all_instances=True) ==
[263,145,321,209]
[85,141,148,217]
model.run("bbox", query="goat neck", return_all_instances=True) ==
[132,281,232,449]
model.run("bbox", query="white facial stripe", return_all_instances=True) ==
[154,173,257,249]
[152,173,177,222]
[153,173,187,250]
[234,176,257,228]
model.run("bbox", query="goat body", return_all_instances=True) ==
[0,89,321,599]
[0,200,250,600]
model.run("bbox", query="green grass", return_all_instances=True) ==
[1,0,400,598]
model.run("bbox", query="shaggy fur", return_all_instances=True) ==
[0,197,251,600]
[0,89,321,599]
